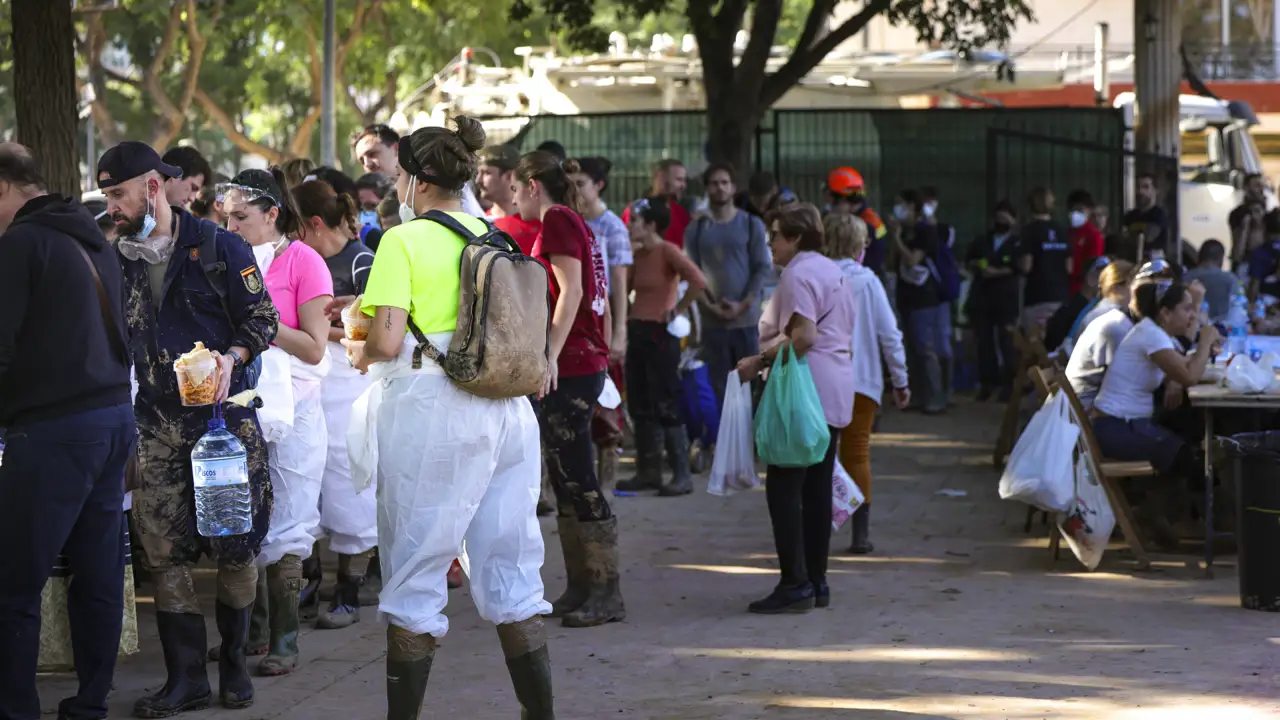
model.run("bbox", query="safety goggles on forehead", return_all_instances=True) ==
[215,183,281,208]
[1135,258,1171,280]
[631,198,651,213]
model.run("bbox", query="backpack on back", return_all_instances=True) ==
[408,210,550,398]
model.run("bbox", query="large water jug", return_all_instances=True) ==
[191,418,252,537]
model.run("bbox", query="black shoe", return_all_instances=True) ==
[133,612,212,718]
[848,504,874,555]
[317,574,363,630]
[813,581,830,609]
[747,585,815,614]
[214,603,254,709]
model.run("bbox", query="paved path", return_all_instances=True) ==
[39,401,1280,719]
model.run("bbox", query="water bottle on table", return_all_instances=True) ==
[191,410,252,537]
[1227,284,1251,356]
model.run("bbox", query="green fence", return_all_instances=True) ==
[498,107,1128,252]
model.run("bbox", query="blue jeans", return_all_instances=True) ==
[0,404,135,720]
[701,325,760,411]
[1091,415,1185,475]
[905,303,953,410]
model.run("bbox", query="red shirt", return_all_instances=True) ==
[533,206,609,378]
[494,213,542,255]
[1069,222,1106,294]
[621,198,689,248]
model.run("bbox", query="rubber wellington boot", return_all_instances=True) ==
[497,617,555,719]
[207,571,268,663]
[562,517,626,628]
[848,503,874,555]
[545,514,588,618]
[258,556,301,676]
[614,422,663,492]
[596,441,619,494]
[298,554,322,622]
[316,573,362,630]
[133,612,212,718]
[658,425,694,496]
[360,550,382,606]
[386,625,436,720]
[214,602,254,709]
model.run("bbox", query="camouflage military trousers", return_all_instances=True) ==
[133,409,273,574]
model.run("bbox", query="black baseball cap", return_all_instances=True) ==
[96,141,182,189]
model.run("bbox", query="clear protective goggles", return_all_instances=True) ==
[215,183,281,208]
[1135,258,1172,280]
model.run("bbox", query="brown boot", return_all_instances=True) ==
[497,617,554,719]
[562,517,625,628]
[596,441,619,494]
[544,514,588,618]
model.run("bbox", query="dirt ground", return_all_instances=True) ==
[37,399,1280,719]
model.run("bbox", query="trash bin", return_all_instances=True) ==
[1225,432,1280,612]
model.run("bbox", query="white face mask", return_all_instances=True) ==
[398,183,417,225]
[253,235,286,276]
[893,205,908,221]
[1069,210,1088,228]
[923,202,937,219]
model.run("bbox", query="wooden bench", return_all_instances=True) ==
[1027,366,1153,570]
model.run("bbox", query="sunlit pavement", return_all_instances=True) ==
[39,399,1280,718]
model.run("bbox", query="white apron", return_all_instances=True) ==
[319,341,377,555]
[258,353,331,567]
[348,335,550,637]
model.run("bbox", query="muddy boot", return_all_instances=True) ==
[848,504,874,555]
[298,554,322,622]
[258,556,301,676]
[133,612,212,718]
[596,441,619,494]
[615,422,664,492]
[316,573,362,630]
[562,517,626,628]
[658,426,694,496]
[360,550,382,606]
[497,617,555,719]
[214,603,254,709]
[207,572,268,662]
[386,625,436,720]
[545,514,587,618]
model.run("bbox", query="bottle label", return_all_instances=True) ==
[192,457,249,487]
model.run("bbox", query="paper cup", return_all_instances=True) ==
[175,357,218,407]
[342,303,372,342]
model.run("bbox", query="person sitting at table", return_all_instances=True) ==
[1066,265,1162,410]
[1091,281,1221,485]
[1070,260,1136,346]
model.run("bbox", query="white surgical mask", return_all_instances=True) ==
[253,235,287,276]
[398,184,417,225]
[893,204,908,221]
[923,201,937,219]
[358,209,379,227]
[1069,210,1088,228]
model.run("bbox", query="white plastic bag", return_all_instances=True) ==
[1225,352,1280,394]
[998,392,1080,513]
[1057,454,1116,570]
[831,460,866,531]
[707,371,758,496]
[256,347,294,443]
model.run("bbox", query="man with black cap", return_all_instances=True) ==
[97,140,278,716]
[0,144,136,720]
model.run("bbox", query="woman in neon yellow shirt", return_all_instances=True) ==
[343,118,553,719]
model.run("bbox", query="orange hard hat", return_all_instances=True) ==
[827,167,864,196]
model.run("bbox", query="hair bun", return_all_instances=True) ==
[561,158,582,175]
[452,116,487,153]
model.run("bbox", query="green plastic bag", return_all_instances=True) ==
[754,345,830,467]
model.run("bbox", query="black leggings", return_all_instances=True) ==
[765,427,840,589]
[625,320,684,427]
[540,371,612,522]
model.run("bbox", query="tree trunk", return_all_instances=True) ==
[12,0,80,195]
[702,63,760,182]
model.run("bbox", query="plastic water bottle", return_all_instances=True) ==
[1226,285,1250,356]
[191,418,252,537]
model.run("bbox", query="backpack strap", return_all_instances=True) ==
[405,315,443,371]
[421,209,517,253]
[197,220,233,321]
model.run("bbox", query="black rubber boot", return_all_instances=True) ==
[848,503,874,555]
[545,514,588,618]
[258,556,301,676]
[658,426,694,496]
[497,617,554,719]
[214,602,254,709]
[133,612,212,718]
[615,422,663,492]
[386,626,435,720]
[562,517,626,628]
[360,550,382,607]
[298,554,322,622]
[208,572,268,663]
[317,574,362,630]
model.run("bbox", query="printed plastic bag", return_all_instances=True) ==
[1225,352,1280,394]
[754,347,830,468]
[1057,454,1116,570]
[998,391,1079,513]
[831,460,866,531]
[707,371,758,496]
[256,347,294,443]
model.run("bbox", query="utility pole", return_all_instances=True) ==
[1134,0,1182,258]
[320,0,336,166]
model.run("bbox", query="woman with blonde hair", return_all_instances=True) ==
[824,212,909,554]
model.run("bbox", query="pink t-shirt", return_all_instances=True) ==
[762,250,856,428]
[265,240,334,330]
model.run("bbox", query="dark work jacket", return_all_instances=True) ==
[965,229,1020,322]
[121,207,278,429]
